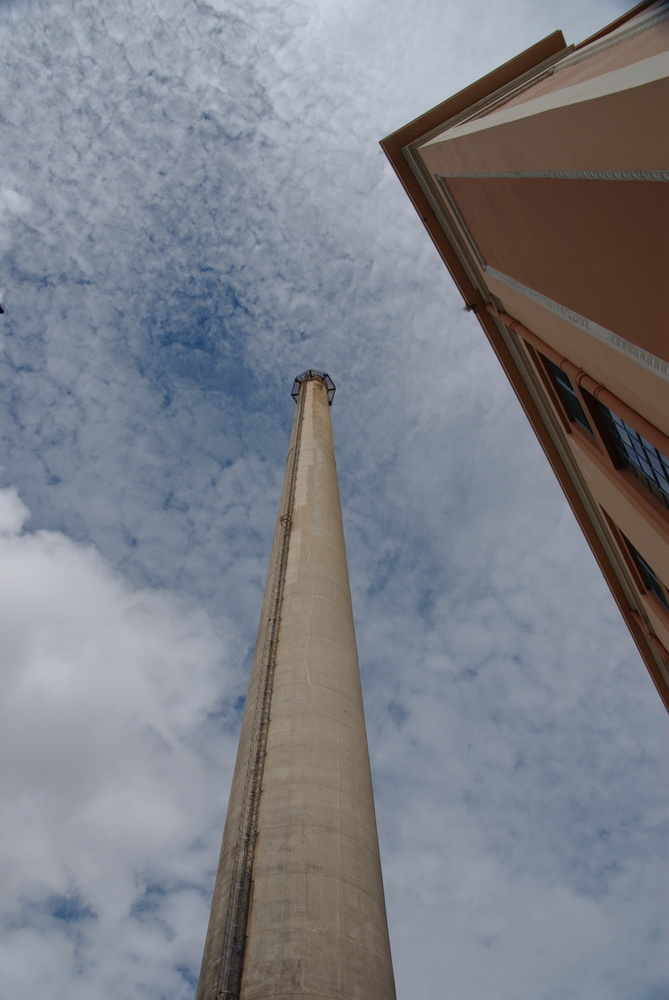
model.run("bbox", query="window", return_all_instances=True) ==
[598,404,669,510]
[629,544,669,610]
[534,346,669,516]
[601,509,669,619]
[542,357,594,434]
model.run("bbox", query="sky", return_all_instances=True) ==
[0,0,666,998]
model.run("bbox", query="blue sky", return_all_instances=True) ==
[0,0,666,997]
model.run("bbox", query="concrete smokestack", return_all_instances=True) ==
[196,370,395,1000]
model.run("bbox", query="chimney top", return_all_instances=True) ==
[291,370,336,405]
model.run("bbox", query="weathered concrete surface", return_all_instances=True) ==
[197,375,395,1000]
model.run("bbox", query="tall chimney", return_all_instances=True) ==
[197,370,395,1000]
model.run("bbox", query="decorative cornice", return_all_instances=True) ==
[557,7,669,74]
[439,169,669,182]
[465,6,669,124]
[486,267,669,380]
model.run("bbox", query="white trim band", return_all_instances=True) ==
[421,52,669,145]
[486,267,669,381]
[439,169,669,182]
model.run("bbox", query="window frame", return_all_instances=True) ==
[523,343,669,524]
[600,509,669,620]
[542,356,595,436]
[530,347,597,444]
[594,402,669,511]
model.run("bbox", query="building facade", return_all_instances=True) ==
[197,371,396,1000]
[381,0,669,708]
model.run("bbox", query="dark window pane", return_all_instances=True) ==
[543,357,594,434]
[630,544,669,609]
[598,403,669,509]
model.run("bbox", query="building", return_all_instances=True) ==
[381,0,669,708]
[196,371,396,1000]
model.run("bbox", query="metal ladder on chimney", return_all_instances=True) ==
[215,382,307,1000]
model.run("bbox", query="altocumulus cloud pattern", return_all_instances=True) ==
[0,0,666,998]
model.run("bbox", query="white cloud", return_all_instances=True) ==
[0,186,30,253]
[0,485,29,534]
[0,489,237,998]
